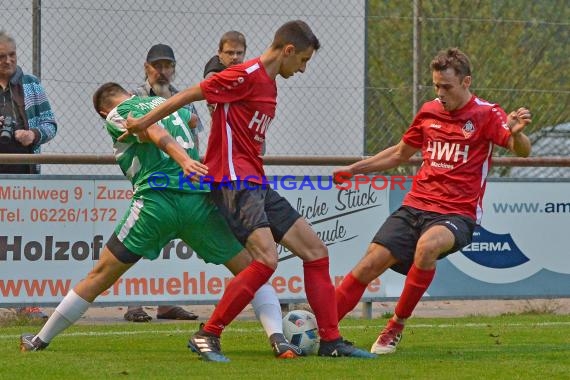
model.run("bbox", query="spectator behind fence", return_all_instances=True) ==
[203,31,247,114]
[0,30,57,320]
[123,44,201,322]
[202,31,267,156]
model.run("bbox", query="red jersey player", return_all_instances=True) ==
[332,47,532,355]
[200,55,275,183]
[125,20,376,361]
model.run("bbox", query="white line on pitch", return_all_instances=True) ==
[2,321,570,341]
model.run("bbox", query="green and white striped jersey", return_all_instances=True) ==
[104,96,207,194]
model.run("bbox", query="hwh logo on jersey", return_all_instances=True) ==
[247,111,273,136]
[427,140,469,163]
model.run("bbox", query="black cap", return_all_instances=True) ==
[146,44,175,63]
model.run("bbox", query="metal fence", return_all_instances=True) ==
[365,0,570,178]
[1,0,568,176]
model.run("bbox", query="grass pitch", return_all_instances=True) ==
[1,314,569,379]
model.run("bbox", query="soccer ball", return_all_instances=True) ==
[282,310,319,355]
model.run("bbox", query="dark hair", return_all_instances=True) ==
[218,31,247,53]
[92,82,129,118]
[430,48,472,79]
[271,20,320,52]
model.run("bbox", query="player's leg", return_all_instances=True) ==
[224,250,303,358]
[336,207,418,322]
[270,190,376,358]
[393,214,474,323]
[200,228,275,328]
[335,243,398,321]
[189,229,275,362]
[393,224,454,321]
[21,191,178,352]
[206,186,279,335]
[371,225,452,354]
[372,211,474,354]
[20,235,136,351]
[279,218,334,333]
[179,190,276,361]
[121,192,196,322]
[362,207,424,354]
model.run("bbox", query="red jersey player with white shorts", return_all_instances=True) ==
[332,47,532,355]
[125,20,376,362]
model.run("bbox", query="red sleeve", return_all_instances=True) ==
[402,109,425,149]
[200,66,253,105]
[484,105,511,148]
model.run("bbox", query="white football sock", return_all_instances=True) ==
[251,284,283,338]
[36,289,91,343]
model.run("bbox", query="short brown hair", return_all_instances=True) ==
[430,48,472,79]
[271,20,320,52]
[218,31,247,53]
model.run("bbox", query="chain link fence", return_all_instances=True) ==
[1,0,568,176]
[366,0,570,177]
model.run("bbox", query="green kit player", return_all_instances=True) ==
[19,82,302,360]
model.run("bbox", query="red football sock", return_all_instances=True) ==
[303,257,341,341]
[203,260,274,336]
[385,319,404,332]
[336,272,368,321]
[394,264,435,319]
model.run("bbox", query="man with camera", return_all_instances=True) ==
[0,30,57,320]
[0,30,57,175]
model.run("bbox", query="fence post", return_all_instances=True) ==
[412,0,422,115]
[362,301,373,319]
[32,0,41,79]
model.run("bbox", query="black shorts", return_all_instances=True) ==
[372,206,476,275]
[209,181,302,245]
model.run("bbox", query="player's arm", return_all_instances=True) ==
[124,84,204,135]
[203,71,219,115]
[188,113,198,129]
[333,140,417,181]
[505,107,532,157]
[142,124,208,178]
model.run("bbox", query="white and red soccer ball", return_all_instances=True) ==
[282,310,319,355]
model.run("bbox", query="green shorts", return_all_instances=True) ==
[114,190,243,264]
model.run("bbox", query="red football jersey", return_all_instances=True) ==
[402,95,512,222]
[200,57,276,183]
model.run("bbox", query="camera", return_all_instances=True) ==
[0,116,15,144]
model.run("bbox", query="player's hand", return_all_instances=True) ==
[117,112,148,141]
[332,166,354,184]
[180,159,208,179]
[507,107,532,135]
